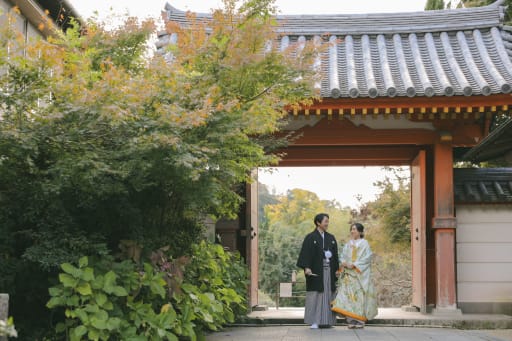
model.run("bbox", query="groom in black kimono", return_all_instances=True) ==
[296,213,339,329]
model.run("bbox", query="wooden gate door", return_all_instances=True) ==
[411,150,427,313]
[246,170,259,308]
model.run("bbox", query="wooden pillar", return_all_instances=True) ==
[246,172,259,308]
[431,141,460,313]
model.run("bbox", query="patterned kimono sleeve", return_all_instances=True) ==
[353,240,373,273]
[339,243,349,265]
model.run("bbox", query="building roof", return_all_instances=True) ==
[462,118,512,162]
[6,0,81,36]
[36,0,81,30]
[454,168,512,204]
[160,1,512,99]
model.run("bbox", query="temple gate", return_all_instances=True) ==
[161,0,512,314]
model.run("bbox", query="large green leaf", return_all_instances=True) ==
[106,317,122,331]
[84,304,100,313]
[82,267,95,281]
[158,304,177,326]
[59,273,78,288]
[87,329,100,340]
[78,256,88,268]
[103,271,117,294]
[103,301,114,310]
[92,275,104,290]
[90,316,108,330]
[55,322,68,333]
[95,292,108,307]
[149,280,166,298]
[93,309,109,321]
[48,287,62,297]
[76,282,93,296]
[66,295,80,307]
[73,325,87,338]
[61,262,82,278]
[46,296,65,308]
[73,308,89,323]
[112,285,128,297]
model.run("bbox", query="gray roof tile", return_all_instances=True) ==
[463,118,512,162]
[159,0,512,98]
[454,168,512,204]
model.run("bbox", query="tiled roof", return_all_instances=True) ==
[462,119,512,162]
[454,168,512,204]
[36,0,81,28]
[159,1,512,99]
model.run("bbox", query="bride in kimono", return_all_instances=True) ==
[331,223,377,329]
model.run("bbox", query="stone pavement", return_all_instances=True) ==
[246,308,512,329]
[206,326,512,341]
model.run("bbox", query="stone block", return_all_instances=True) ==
[0,294,8,321]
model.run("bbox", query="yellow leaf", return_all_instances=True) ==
[161,303,171,313]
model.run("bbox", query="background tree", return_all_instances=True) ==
[0,0,318,338]
[426,0,512,25]
[351,167,412,307]
[367,168,411,244]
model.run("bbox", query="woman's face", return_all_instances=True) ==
[350,225,360,240]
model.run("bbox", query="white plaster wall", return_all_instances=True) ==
[456,205,512,303]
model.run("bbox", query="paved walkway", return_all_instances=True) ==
[206,326,512,341]
[246,308,512,329]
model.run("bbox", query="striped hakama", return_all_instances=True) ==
[304,260,336,326]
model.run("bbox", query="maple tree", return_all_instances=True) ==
[0,0,319,337]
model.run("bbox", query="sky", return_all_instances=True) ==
[67,0,422,207]
[69,0,429,22]
[258,167,409,208]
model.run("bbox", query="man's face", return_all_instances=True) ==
[318,217,329,232]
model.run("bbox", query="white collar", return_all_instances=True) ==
[350,238,363,246]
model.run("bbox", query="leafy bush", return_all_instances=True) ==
[181,241,249,329]
[47,242,248,340]
[47,256,178,340]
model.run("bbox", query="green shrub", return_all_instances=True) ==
[47,256,179,340]
[180,241,249,331]
[47,241,249,340]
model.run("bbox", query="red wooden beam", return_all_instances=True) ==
[282,117,483,146]
[278,146,419,166]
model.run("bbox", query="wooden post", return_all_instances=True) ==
[246,170,259,309]
[431,141,461,314]
[411,151,427,313]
